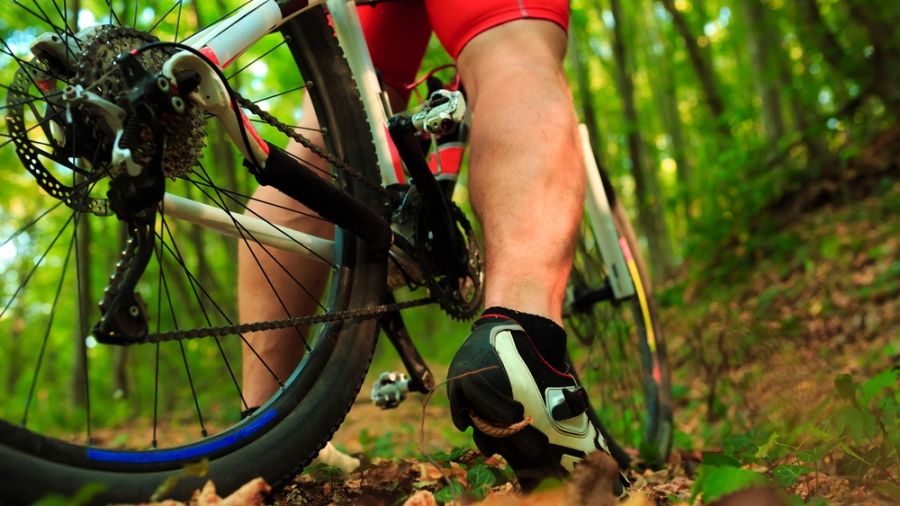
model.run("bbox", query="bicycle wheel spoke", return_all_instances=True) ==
[174,0,184,42]
[156,234,208,437]
[184,174,315,349]
[147,0,182,37]
[156,207,248,409]
[20,172,100,427]
[151,343,160,448]
[190,163,332,307]
[227,40,287,80]
[153,234,285,387]
[0,88,65,113]
[185,177,329,222]
[9,1,65,37]
[21,222,76,426]
[152,238,166,448]
[0,201,63,248]
[31,0,66,39]
[186,172,335,267]
[104,0,122,26]
[251,84,310,105]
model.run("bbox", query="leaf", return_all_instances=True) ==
[834,374,857,404]
[183,459,209,477]
[772,465,812,487]
[691,464,767,503]
[874,481,900,502]
[467,464,497,495]
[860,369,898,404]
[151,458,209,501]
[754,432,779,460]
[433,480,464,503]
[702,452,741,467]
[431,447,468,464]
[32,482,106,506]
[835,440,872,466]
[785,494,806,506]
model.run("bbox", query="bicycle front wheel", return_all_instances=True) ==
[564,173,673,468]
[0,5,384,503]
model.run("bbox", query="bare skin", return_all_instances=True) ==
[458,20,585,325]
[240,19,584,407]
[238,95,333,410]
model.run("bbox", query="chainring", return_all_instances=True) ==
[417,203,484,320]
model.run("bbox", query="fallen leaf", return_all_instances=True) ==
[404,490,438,506]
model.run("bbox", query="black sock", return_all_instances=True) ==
[481,306,567,370]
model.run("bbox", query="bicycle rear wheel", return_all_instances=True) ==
[0,5,383,503]
[564,170,673,468]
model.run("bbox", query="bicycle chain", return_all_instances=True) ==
[145,296,433,343]
[141,89,435,344]
[236,94,392,199]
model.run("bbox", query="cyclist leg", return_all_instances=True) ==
[240,3,432,410]
[430,1,614,488]
[455,19,583,325]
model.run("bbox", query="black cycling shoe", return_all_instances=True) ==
[447,314,616,491]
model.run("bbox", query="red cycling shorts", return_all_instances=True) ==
[357,0,569,95]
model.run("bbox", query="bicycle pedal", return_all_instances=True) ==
[371,371,411,409]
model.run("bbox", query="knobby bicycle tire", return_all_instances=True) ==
[564,167,674,468]
[0,7,385,504]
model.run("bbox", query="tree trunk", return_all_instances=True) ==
[842,0,900,118]
[609,0,673,279]
[795,0,848,76]
[740,0,786,143]
[72,198,91,407]
[658,0,730,138]
[767,4,829,165]
[646,2,691,223]
[569,24,607,174]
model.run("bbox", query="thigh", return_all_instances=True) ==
[425,0,570,59]
[358,1,432,101]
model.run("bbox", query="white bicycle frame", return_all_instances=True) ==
[155,0,636,300]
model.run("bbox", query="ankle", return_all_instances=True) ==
[481,306,567,368]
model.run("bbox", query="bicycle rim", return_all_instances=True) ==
[0,3,383,502]
[564,202,673,467]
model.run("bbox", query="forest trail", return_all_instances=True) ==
[267,165,899,503]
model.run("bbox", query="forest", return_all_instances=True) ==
[0,0,897,504]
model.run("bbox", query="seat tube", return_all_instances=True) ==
[325,0,400,186]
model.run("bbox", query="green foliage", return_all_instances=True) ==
[432,479,464,504]
[150,459,208,502]
[306,463,348,483]
[691,463,767,503]
[772,465,812,488]
[466,464,498,500]
[33,483,106,506]
[686,370,897,503]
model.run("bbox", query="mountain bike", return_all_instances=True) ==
[0,1,672,503]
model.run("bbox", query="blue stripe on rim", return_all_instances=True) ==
[87,408,277,463]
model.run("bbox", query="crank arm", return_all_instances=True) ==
[387,115,466,273]
[381,292,435,394]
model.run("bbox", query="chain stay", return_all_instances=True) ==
[236,94,392,199]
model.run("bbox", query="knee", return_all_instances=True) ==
[458,20,568,97]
